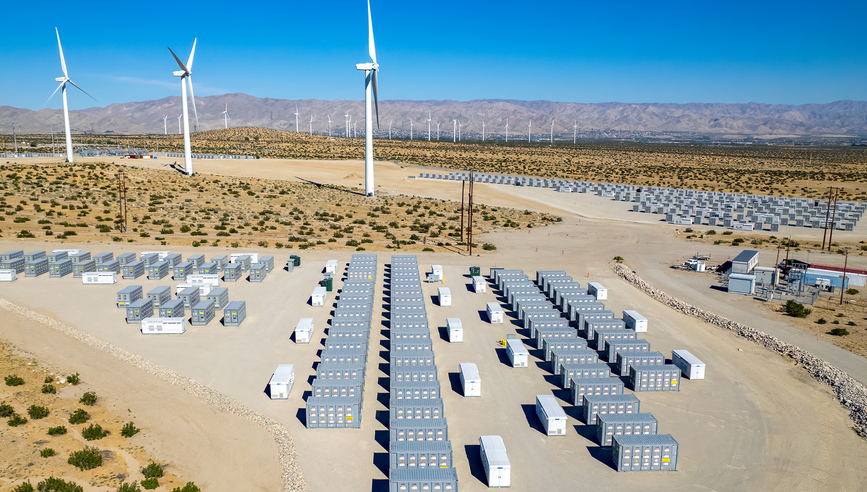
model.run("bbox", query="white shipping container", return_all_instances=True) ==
[535,395,567,436]
[473,276,487,293]
[141,317,186,334]
[0,269,18,282]
[52,249,82,255]
[438,287,452,307]
[82,272,117,285]
[176,282,212,296]
[430,265,444,283]
[622,310,648,333]
[187,274,221,288]
[672,350,706,380]
[459,363,481,397]
[230,252,259,264]
[447,318,463,343]
[480,435,511,487]
[588,282,608,300]
[506,339,528,368]
[295,318,313,344]
[486,302,504,324]
[325,259,338,275]
[312,286,327,306]
[141,250,171,260]
[269,364,295,400]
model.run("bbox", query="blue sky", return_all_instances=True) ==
[2,0,865,111]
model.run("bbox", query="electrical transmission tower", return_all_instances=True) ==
[116,170,128,232]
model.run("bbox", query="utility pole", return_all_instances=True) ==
[116,170,128,232]
[12,123,18,154]
[773,240,783,288]
[827,188,839,251]
[468,172,475,255]
[460,179,466,242]
[821,187,834,250]
[840,248,850,305]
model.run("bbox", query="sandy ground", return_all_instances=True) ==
[1,155,866,491]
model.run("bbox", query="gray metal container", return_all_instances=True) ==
[178,286,201,309]
[116,252,136,266]
[389,417,448,442]
[593,328,638,350]
[551,348,599,375]
[305,395,361,429]
[69,251,91,264]
[391,368,438,383]
[122,260,145,279]
[158,298,184,318]
[223,263,242,282]
[607,340,653,365]
[25,259,49,277]
[187,254,205,268]
[24,251,46,262]
[389,440,453,470]
[234,256,251,272]
[211,254,228,270]
[98,259,120,274]
[0,258,25,274]
[534,324,575,349]
[571,377,625,405]
[93,252,114,264]
[126,298,154,324]
[597,413,659,446]
[49,259,73,278]
[0,250,24,261]
[391,380,440,400]
[206,287,229,309]
[249,263,267,282]
[583,394,641,425]
[147,286,172,308]
[390,398,445,420]
[163,253,183,268]
[223,301,247,327]
[72,260,96,278]
[323,340,368,351]
[140,253,159,267]
[311,379,362,398]
[391,351,436,368]
[392,340,434,353]
[190,299,216,326]
[173,261,193,281]
[46,251,68,263]
[147,260,169,280]
[260,255,275,273]
[320,348,366,365]
[542,337,587,361]
[630,364,681,392]
[585,318,627,340]
[197,261,217,275]
[316,362,365,381]
[328,326,371,338]
[560,363,611,388]
[117,285,143,307]
[612,434,678,472]
[391,329,432,343]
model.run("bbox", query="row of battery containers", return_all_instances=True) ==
[388,256,459,492]
[305,255,376,428]
[118,283,243,329]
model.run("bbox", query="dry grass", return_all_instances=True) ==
[761,296,867,357]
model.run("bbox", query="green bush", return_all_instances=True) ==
[40,448,56,458]
[141,461,164,478]
[5,375,24,386]
[34,477,83,492]
[846,288,859,295]
[12,481,33,492]
[79,392,97,406]
[42,384,56,394]
[117,482,141,492]
[140,478,159,490]
[68,409,89,424]
[783,300,811,318]
[44,376,54,384]
[8,413,27,426]
[816,318,827,324]
[422,247,434,252]
[121,421,140,438]
[67,373,81,385]
[171,483,200,492]
[81,423,109,441]
[67,446,103,470]
[613,256,624,263]
[48,426,67,435]
[482,243,497,251]
[0,403,14,417]
[847,321,857,326]
[27,405,50,419]
[829,328,850,336]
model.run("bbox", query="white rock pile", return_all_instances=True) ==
[0,298,308,492]
[613,263,867,437]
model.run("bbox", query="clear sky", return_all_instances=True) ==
[2,0,865,111]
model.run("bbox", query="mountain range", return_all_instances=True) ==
[2,94,866,137]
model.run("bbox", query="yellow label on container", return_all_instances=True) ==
[662,458,670,463]
[346,416,353,421]
[671,381,677,385]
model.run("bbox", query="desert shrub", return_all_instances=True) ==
[829,328,850,336]
[8,413,27,426]
[613,256,624,263]
[847,321,857,326]
[79,392,97,406]
[816,318,827,324]
[27,405,50,419]
[140,479,158,490]
[5,375,24,386]
[482,243,497,251]
[0,403,14,417]
[783,300,811,318]
[121,421,140,437]
[846,288,859,295]
[44,376,54,384]
[48,426,67,435]
[422,248,434,252]
[171,483,200,492]
[12,482,33,492]
[42,384,56,394]
[141,461,164,478]
[67,446,102,470]
[40,448,56,458]
[117,482,141,492]
[35,477,83,492]
[68,409,89,424]
[81,423,109,440]
[67,373,81,385]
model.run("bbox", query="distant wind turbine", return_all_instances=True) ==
[45,28,96,163]
[458,121,462,142]
[294,105,300,133]
[327,115,332,137]
[528,120,532,143]
[410,119,413,140]
[436,121,440,141]
[427,111,431,141]
[167,38,199,176]
[309,114,314,134]
[389,119,393,139]
[222,103,228,129]
[550,120,554,143]
[505,118,509,143]
[163,115,168,135]
[453,119,457,143]
[177,114,181,134]
[345,113,350,138]
[355,0,380,196]
[573,121,577,144]
[482,120,485,142]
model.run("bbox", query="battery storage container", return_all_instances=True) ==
[206,287,230,310]
[197,262,218,275]
[305,395,361,428]
[117,252,136,266]
[223,301,247,326]
[389,441,453,470]
[311,380,362,399]
[71,260,95,278]
[479,435,511,487]
[158,298,184,318]
[572,377,625,405]
[147,261,169,280]
[69,252,91,264]
[391,380,440,401]
[126,298,154,324]
[250,263,267,282]
[560,363,612,389]
[672,350,706,380]
[459,363,481,397]
[174,261,193,281]
[597,413,659,446]
[390,398,445,420]
[223,263,243,282]
[623,310,648,332]
[187,254,205,269]
[542,337,587,362]
[612,434,679,472]
[506,339,529,368]
[583,394,641,425]
[147,286,172,309]
[389,417,448,442]
[190,299,216,326]
[24,251,46,262]
[536,395,567,436]
[388,468,458,492]
[211,254,228,270]
[178,286,201,309]
[123,261,145,279]
[0,258,25,274]
[98,259,120,274]
[605,339,652,363]
[630,365,681,392]
[117,285,143,307]
[25,259,49,277]
[617,351,666,377]
[550,348,599,375]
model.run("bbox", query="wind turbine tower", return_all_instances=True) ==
[327,115,332,136]
[458,121,462,142]
[345,113,350,138]
[528,120,532,143]
[309,114,314,134]
[573,122,577,144]
[46,28,95,163]
[410,119,413,140]
[222,103,229,129]
[427,111,431,141]
[505,119,509,143]
[294,105,300,133]
[177,114,182,134]
[550,120,554,143]
[389,119,393,139]
[436,121,440,141]
[163,115,168,135]
[355,0,380,197]
[453,119,457,143]
[168,38,199,176]
[482,120,485,142]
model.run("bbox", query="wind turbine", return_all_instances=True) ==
[505,118,509,143]
[528,120,532,143]
[294,105,300,133]
[573,121,577,144]
[45,28,95,163]
[458,121,462,142]
[345,113,350,138]
[309,114,314,134]
[327,115,332,137]
[222,103,229,129]
[355,0,380,197]
[453,119,457,143]
[410,119,413,140]
[177,114,182,134]
[427,111,431,141]
[436,121,440,141]
[168,38,199,176]
[550,120,554,143]
[389,119,393,139]
[482,120,485,142]
[163,115,168,135]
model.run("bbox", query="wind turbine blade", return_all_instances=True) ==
[187,38,197,71]
[187,76,199,129]
[43,81,65,108]
[55,28,68,78]
[367,0,376,63]
[168,47,188,72]
[67,79,97,102]
[372,70,380,129]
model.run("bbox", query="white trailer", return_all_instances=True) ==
[479,435,511,488]
[141,317,187,335]
[473,276,487,293]
[141,250,171,260]
[311,286,327,307]
[268,364,295,400]
[186,274,221,288]
[506,339,528,368]
[428,264,444,283]
[459,363,481,397]
[486,302,504,324]
[176,283,212,296]
[0,269,18,282]
[52,249,82,255]
[295,318,313,344]
[447,318,463,343]
[587,282,607,300]
[230,252,259,264]
[325,260,338,275]
[622,310,647,333]
[82,272,117,285]
[438,287,452,307]
[672,350,706,380]
[535,395,567,436]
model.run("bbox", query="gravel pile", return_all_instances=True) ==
[0,298,308,492]
[613,263,867,437]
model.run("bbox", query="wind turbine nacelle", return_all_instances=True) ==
[55,77,67,82]
[173,71,186,77]
[356,62,376,71]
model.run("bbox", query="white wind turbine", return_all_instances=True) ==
[45,28,95,163]
[222,103,229,129]
[573,121,577,144]
[327,115,332,137]
[410,119,413,140]
[482,120,485,142]
[550,120,554,143]
[458,121,462,141]
[436,121,440,141]
[345,113,350,138]
[294,105,300,133]
[355,0,380,197]
[309,114,314,134]
[505,118,509,143]
[389,119,393,139]
[528,120,532,143]
[452,119,457,143]
[427,111,431,141]
[163,115,168,135]
[177,114,182,134]
[168,38,199,176]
